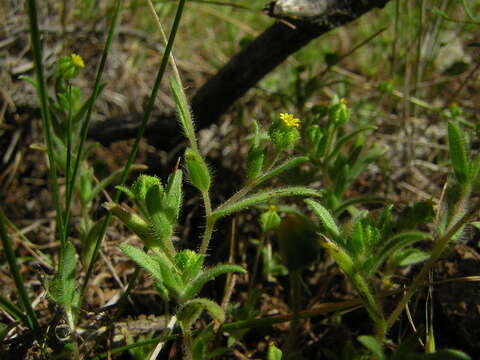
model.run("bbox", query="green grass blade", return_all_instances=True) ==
[0,211,39,331]
[86,164,147,203]
[63,0,123,236]
[0,210,52,268]
[79,0,188,316]
[26,0,65,243]
[0,293,30,327]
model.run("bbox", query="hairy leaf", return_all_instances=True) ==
[164,169,183,224]
[171,77,196,148]
[178,298,225,328]
[448,121,469,184]
[145,185,176,259]
[183,264,246,300]
[305,199,340,237]
[213,187,320,219]
[119,244,164,284]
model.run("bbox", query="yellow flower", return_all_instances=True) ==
[70,53,85,68]
[279,113,300,128]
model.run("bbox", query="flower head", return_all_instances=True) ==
[70,53,85,68]
[269,113,301,150]
[280,113,301,128]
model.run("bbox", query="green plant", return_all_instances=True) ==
[105,73,321,357]
[308,119,480,356]
[298,97,387,212]
[3,0,480,358]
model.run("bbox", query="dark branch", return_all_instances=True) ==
[88,1,391,147]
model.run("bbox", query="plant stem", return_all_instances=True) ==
[0,293,30,326]
[63,0,123,242]
[386,199,480,331]
[183,328,194,360]
[199,214,215,255]
[350,273,386,340]
[214,183,255,214]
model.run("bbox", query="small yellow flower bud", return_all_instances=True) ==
[70,53,85,68]
[279,113,301,128]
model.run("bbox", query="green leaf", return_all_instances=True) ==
[305,199,340,237]
[321,239,355,276]
[171,76,197,148]
[150,252,184,298]
[164,169,183,224]
[213,187,320,219]
[266,342,283,360]
[396,201,435,230]
[115,185,135,200]
[348,219,367,260]
[50,242,77,316]
[177,298,225,328]
[246,147,265,181]
[461,0,477,21]
[448,121,469,184]
[469,153,480,185]
[175,249,204,283]
[132,175,163,202]
[81,218,105,268]
[119,244,165,284]
[357,335,385,360]
[183,264,246,300]
[145,185,176,259]
[348,144,387,181]
[105,203,156,247]
[369,231,432,276]
[185,147,211,192]
[393,248,430,267]
[260,207,281,233]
